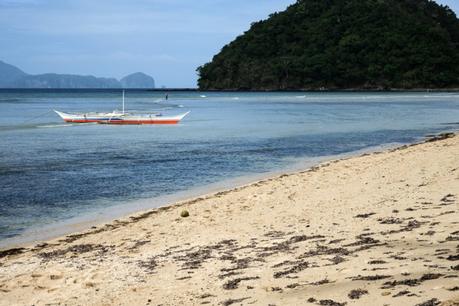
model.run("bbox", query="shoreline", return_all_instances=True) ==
[197,88,459,93]
[1,88,459,92]
[0,138,430,251]
[0,132,458,306]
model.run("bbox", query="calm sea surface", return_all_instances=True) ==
[1,90,458,244]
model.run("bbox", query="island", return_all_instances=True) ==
[197,0,459,90]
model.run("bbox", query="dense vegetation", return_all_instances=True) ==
[197,0,459,90]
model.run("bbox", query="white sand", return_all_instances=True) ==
[0,133,458,306]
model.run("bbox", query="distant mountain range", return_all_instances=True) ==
[0,60,155,89]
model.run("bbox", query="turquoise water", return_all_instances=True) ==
[1,90,459,242]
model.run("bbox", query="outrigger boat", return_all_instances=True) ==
[54,91,189,125]
[54,110,190,125]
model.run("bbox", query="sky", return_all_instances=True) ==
[0,0,458,88]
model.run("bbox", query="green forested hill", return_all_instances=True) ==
[197,0,459,90]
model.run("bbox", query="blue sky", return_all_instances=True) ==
[0,0,458,88]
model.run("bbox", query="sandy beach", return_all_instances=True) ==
[0,133,458,306]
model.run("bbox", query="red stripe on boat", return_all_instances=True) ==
[64,119,100,123]
[100,120,180,125]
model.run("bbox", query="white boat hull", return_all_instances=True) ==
[54,110,124,123]
[97,112,190,124]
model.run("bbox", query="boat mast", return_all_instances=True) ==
[122,90,125,114]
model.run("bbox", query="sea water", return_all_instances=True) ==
[0,90,458,245]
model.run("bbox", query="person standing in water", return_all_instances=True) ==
[165,93,169,101]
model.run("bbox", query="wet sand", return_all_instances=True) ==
[0,133,458,306]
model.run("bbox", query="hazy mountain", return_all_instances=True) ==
[11,74,122,89]
[198,0,459,90]
[0,61,27,87]
[0,61,155,89]
[121,72,155,88]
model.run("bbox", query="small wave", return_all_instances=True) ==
[0,123,42,132]
[295,95,306,98]
[232,97,240,100]
[0,98,22,103]
[0,122,92,132]
[38,124,75,128]
[200,95,207,98]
